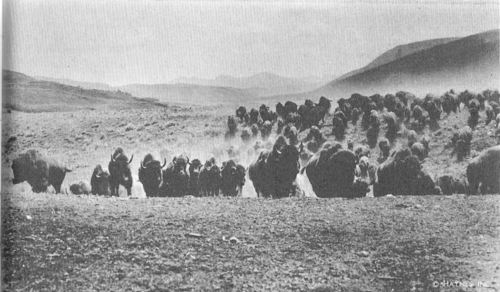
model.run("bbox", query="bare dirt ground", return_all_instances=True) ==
[2,102,500,291]
[2,191,499,291]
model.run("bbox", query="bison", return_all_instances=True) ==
[11,149,71,193]
[249,136,299,198]
[188,159,202,196]
[138,154,167,197]
[466,145,500,195]
[302,147,360,198]
[160,155,190,197]
[108,148,133,196]
[220,160,246,197]
[91,164,111,196]
[199,158,221,196]
[69,181,91,195]
[374,148,437,197]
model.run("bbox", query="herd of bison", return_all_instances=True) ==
[9,89,500,198]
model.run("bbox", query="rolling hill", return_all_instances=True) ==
[335,37,458,81]
[314,29,499,98]
[118,83,260,106]
[2,70,159,112]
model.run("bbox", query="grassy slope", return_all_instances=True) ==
[2,70,157,112]
[335,37,458,81]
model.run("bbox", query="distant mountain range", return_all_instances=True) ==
[171,72,330,97]
[5,29,499,110]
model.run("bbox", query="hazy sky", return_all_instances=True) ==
[3,0,499,85]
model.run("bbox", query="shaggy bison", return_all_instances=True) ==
[302,147,360,198]
[11,149,71,193]
[249,136,299,198]
[466,145,500,195]
[108,148,134,196]
[161,155,190,197]
[220,160,246,197]
[69,181,91,195]
[374,148,438,197]
[91,164,111,196]
[138,154,167,197]
[199,158,221,196]
[188,159,203,196]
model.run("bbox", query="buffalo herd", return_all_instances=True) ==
[10,89,500,198]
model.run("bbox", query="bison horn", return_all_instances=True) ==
[128,155,134,164]
[64,167,72,173]
[111,154,116,162]
[95,172,102,178]
[140,160,146,169]
[161,158,167,168]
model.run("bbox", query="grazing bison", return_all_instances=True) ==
[199,158,221,196]
[69,181,91,195]
[466,145,500,195]
[302,147,359,198]
[374,148,437,196]
[451,126,473,161]
[188,159,202,196]
[161,155,189,197]
[249,108,260,125]
[108,148,133,196]
[11,150,71,193]
[437,175,467,195]
[283,125,299,145]
[91,164,111,196]
[226,116,237,139]
[249,136,299,198]
[382,112,399,143]
[220,160,246,197]
[332,115,346,140]
[236,106,247,123]
[138,154,167,197]
[240,128,251,142]
[410,142,427,161]
[276,102,285,118]
[378,138,391,163]
[354,145,370,162]
[260,120,273,139]
[284,101,298,116]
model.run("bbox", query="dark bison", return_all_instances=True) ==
[188,159,202,196]
[11,149,71,193]
[161,155,190,197]
[450,126,472,161]
[69,181,91,195]
[236,106,247,122]
[138,154,167,197]
[437,175,467,195]
[91,164,111,196]
[302,147,360,198]
[108,148,133,196]
[199,158,221,196]
[249,136,299,198]
[466,145,500,195]
[374,148,438,197]
[220,160,246,197]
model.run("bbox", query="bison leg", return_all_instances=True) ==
[53,183,62,194]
